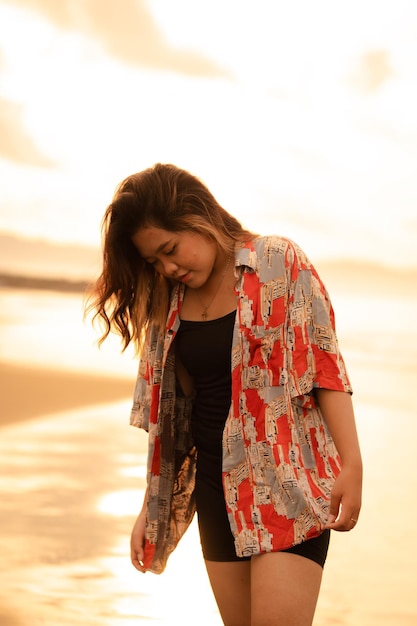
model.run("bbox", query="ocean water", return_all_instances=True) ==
[0,286,416,625]
[0,287,137,378]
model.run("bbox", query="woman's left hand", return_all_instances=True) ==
[325,464,362,531]
[314,389,363,532]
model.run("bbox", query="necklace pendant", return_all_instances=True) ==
[201,308,208,320]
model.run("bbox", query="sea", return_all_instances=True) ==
[0,274,416,625]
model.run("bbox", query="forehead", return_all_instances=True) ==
[131,226,175,258]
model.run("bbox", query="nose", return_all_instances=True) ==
[161,260,179,276]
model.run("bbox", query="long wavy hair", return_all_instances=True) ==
[86,163,255,353]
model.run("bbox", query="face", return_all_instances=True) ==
[132,226,219,288]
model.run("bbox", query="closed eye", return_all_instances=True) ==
[143,241,177,265]
[165,244,177,256]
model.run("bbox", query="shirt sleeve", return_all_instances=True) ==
[285,241,352,397]
[130,331,153,430]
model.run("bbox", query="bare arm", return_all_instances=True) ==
[315,389,363,531]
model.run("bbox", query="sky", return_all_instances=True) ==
[0,0,416,267]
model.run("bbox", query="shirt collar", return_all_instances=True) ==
[234,239,257,272]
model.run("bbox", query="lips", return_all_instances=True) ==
[177,272,191,283]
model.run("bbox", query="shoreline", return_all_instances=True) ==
[0,361,135,427]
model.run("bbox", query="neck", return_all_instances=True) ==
[197,251,233,320]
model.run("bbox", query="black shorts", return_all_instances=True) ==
[196,477,330,568]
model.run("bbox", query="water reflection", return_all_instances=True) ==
[0,287,137,377]
[1,287,417,625]
[98,489,145,517]
[0,401,221,625]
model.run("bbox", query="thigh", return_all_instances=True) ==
[205,560,252,626]
[250,551,323,626]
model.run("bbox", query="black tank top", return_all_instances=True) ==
[175,310,236,487]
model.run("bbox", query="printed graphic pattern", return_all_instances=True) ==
[131,236,351,573]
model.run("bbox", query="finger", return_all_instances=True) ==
[328,510,359,532]
[131,555,147,573]
[325,492,342,529]
[348,514,359,529]
[325,513,336,528]
[131,548,147,573]
[327,518,350,531]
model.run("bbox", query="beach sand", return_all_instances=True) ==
[2,355,417,626]
[1,280,417,625]
[0,359,222,626]
[0,361,135,426]
[0,362,140,625]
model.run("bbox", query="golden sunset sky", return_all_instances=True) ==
[1,0,416,267]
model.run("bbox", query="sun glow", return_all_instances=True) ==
[0,1,416,262]
[97,489,145,517]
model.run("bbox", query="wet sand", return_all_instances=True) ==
[0,362,138,624]
[0,361,135,426]
[0,363,221,626]
[2,357,417,625]
[1,277,417,624]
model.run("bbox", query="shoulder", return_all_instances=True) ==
[254,235,295,255]
[238,236,311,274]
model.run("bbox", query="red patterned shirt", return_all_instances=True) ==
[130,236,352,573]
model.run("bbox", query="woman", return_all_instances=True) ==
[88,163,362,626]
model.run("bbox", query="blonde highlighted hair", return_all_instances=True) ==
[86,163,254,352]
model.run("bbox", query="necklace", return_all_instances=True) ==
[198,251,233,320]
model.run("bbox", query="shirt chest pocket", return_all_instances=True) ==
[243,324,285,387]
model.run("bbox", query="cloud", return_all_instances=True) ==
[5,0,229,77]
[0,98,54,166]
[349,49,394,93]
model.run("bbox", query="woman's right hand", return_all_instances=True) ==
[130,509,147,573]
